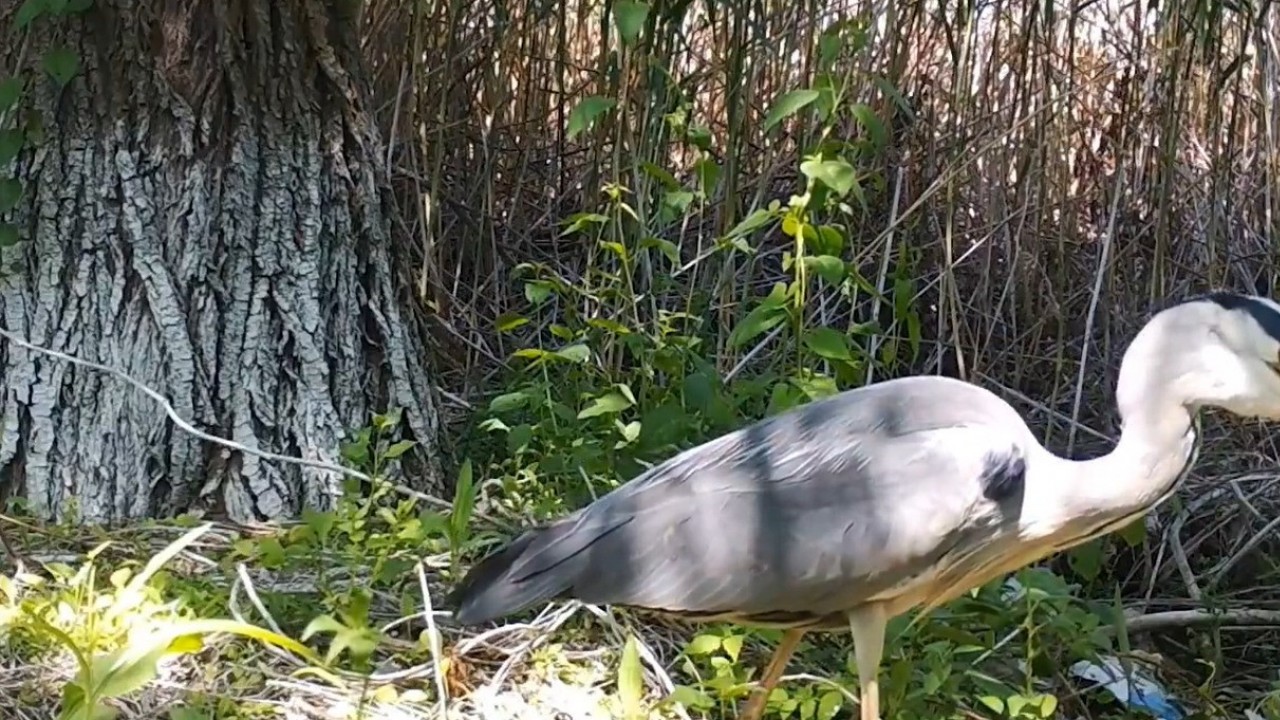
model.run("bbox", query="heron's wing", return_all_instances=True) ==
[451,376,1035,625]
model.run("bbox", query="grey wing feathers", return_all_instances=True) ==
[449,376,1034,626]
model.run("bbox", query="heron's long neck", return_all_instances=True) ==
[1034,364,1200,540]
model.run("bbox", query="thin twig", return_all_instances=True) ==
[0,326,513,530]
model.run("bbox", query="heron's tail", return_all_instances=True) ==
[447,520,584,625]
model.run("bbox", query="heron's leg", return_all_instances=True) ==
[738,628,804,720]
[848,604,887,720]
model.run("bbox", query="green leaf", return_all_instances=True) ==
[851,103,889,148]
[801,255,846,286]
[639,161,679,189]
[813,225,845,255]
[640,236,679,266]
[816,691,842,720]
[41,46,80,87]
[524,280,553,306]
[566,96,617,140]
[763,89,820,131]
[977,696,1004,714]
[489,390,529,414]
[0,78,22,115]
[554,343,591,363]
[667,685,714,710]
[695,157,720,198]
[1067,539,1104,582]
[578,391,632,419]
[1037,694,1058,718]
[729,299,786,348]
[0,178,21,213]
[617,634,644,719]
[613,0,650,46]
[0,129,24,167]
[15,0,46,29]
[1116,518,1146,547]
[720,634,743,662]
[561,212,609,235]
[685,634,721,655]
[383,439,416,460]
[803,327,852,360]
[800,157,857,197]
[494,312,529,333]
[723,207,777,240]
[301,508,335,542]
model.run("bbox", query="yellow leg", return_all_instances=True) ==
[849,604,887,720]
[739,628,804,720]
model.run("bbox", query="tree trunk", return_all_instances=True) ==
[0,0,441,524]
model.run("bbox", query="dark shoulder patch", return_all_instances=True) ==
[978,449,1026,505]
[1185,292,1280,343]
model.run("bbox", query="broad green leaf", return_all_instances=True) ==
[383,439,416,459]
[800,157,857,197]
[0,178,21,213]
[685,124,712,150]
[723,207,777,240]
[524,280,553,306]
[587,317,632,335]
[0,78,21,114]
[763,89,820,131]
[851,103,889,148]
[729,299,786,348]
[803,327,852,360]
[613,0,650,46]
[1038,694,1059,717]
[567,96,617,140]
[561,212,609,235]
[15,0,46,29]
[578,391,632,419]
[639,161,678,189]
[640,236,679,266]
[42,46,80,87]
[978,696,1004,714]
[814,691,844,717]
[1067,539,1104,581]
[662,189,694,216]
[801,255,846,286]
[1116,518,1146,547]
[685,634,721,655]
[302,507,335,542]
[720,634,743,662]
[667,685,714,710]
[489,390,529,414]
[813,224,845,255]
[555,343,591,363]
[495,312,529,333]
[792,373,839,400]
[695,157,720,198]
[451,458,476,536]
[617,634,644,719]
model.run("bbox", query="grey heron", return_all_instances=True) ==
[449,292,1280,720]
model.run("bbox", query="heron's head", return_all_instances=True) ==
[1118,292,1280,420]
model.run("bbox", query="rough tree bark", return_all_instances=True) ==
[0,0,441,524]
